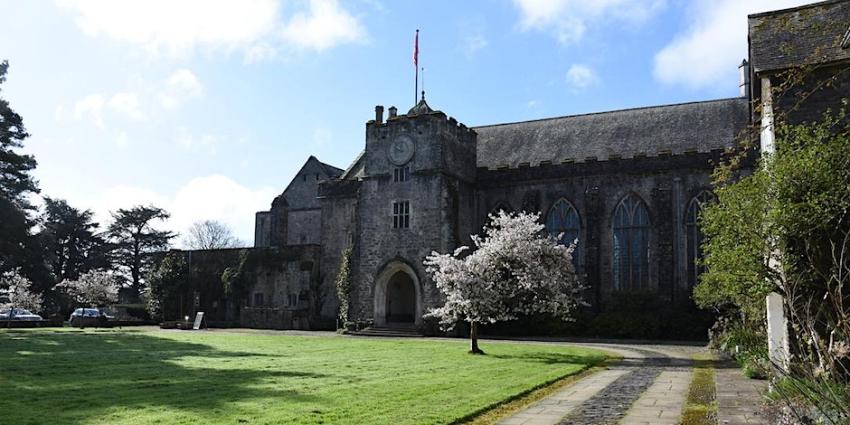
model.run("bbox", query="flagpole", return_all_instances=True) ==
[414,29,419,105]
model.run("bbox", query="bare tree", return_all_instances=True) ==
[183,220,244,250]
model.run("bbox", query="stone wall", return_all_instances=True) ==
[286,209,322,245]
[154,245,329,329]
[318,181,360,320]
[475,152,722,310]
[349,110,477,326]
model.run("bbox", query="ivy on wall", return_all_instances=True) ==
[335,248,352,322]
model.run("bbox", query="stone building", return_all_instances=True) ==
[165,1,849,335]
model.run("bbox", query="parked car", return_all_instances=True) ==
[0,308,44,321]
[69,308,114,328]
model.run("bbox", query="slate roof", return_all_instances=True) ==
[473,98,749,169]
[316,158,344,178]
[749,0,850,73]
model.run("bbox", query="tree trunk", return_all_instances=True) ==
[469,321,484,355]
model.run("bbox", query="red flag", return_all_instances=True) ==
[413,30,419,67]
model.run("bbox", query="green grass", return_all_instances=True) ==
[680,354,717,425]
[0,328,605,425]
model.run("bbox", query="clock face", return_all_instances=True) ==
[388,135,415,165]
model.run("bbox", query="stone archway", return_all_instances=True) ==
[386,272,415,323]
[374,261,422,326]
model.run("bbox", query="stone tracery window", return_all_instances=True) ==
[612,194,650,290]
[488,201,513,217]
[546,199,580,247]
[686,191,715,288]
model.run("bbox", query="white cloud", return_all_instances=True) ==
[107,92,144,121]
[280,0,368,51]
[56,0,368,59]
[244,43,279,64]
[68,68,202,132]
[73,92,145,129]
[88,175,277,247]
[654,0,810,89]
[513,0,665,45]
[160,69,204,109]
[56,0,280,55]
[462,34,488,57]
[566,64,599,89]
[174,128,218,153]
[73,94,106,129]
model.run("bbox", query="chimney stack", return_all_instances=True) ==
[738,59,750,98]
[375,105,384,124]
[388,106,397,119]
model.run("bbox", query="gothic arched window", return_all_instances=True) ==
[686,191,715,288]
[613,194,651,290]
[486,202,513,226]
[546,199,580,247]
[489,202,513,216]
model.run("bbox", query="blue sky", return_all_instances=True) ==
[0,0,808,245]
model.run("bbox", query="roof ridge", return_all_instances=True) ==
[748,0,846,19]
[473,97,746,130]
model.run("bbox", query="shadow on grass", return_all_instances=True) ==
[489,351,605,366]
[0,330,326,424]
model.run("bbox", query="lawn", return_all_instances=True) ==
[0,328,605,425]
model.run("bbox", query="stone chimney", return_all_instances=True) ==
[375,105,384,124]
[739,59,750,98]
[388,106,397,119]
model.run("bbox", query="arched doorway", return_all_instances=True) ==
[373,261,422,326]
[386,271,415,323]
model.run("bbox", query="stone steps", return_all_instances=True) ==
[348,325,422,338]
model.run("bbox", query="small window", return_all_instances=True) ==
[288,294,298,307]
[315,173,319,180]
[393,166,410,182]
[253,293,264,307]
[302,174,306,182]
[393,201,410,229]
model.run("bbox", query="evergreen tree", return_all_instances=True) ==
[107,205,175,296]
[39,197,110,282]
[0,60,48,287]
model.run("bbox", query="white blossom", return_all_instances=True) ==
[425,210,585,331]
[0,270,44,313]
[56,270,119,307]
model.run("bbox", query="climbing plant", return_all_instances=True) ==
[335,248,352,323]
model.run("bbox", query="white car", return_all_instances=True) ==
[0,308,44,321]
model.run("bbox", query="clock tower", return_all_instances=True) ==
[350,94,478,327]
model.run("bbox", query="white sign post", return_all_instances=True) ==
[766,292,790,373]
[192,312,206,330]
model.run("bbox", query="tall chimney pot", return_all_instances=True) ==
[739,59,750,98]
[375,105,384,124]
[388,106,398,119]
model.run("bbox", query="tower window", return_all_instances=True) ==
[302,174,306,182]
[393,201,410,229]
[393,166,411,182]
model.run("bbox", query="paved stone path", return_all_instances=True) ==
[715,360,768,425]
[496,343,758,425]
[619,370,692,425]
